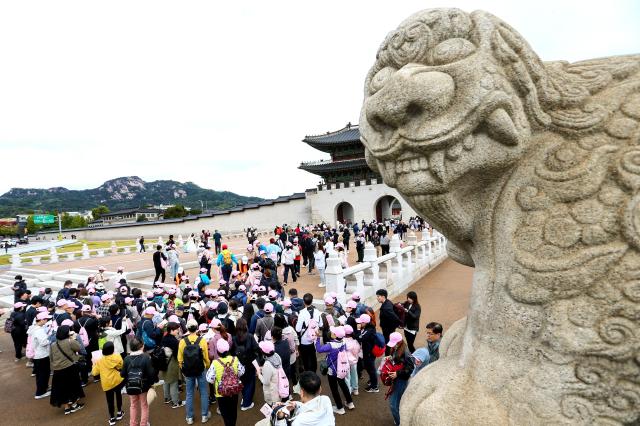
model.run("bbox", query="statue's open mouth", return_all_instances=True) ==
[362,91,522,191]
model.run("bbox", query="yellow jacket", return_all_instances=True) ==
[178,333,210,371]
[91,353,124,391]
[210,355,239,397]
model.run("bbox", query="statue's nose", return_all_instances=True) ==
[365,68,455,131]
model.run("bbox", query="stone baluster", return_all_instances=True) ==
[324,252,346,307]
[49,247,59,263]
[123,246,131,254]
[362,242,380,292]
[82,243,90,259]
[31,256,41,265]
[157,236,163,245]
[345,270,365,301]
[97,249,105,257]
[111,241,118,255]
[11,253,21,268]
[422,229,430,241]
[389,234,403,278]
[66,252,75,261]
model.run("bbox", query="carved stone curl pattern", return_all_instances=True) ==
[360,7,640,425]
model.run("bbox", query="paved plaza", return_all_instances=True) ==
[0,246,472,425]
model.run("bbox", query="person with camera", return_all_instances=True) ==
[260,371,335,426]
[49,325,85,415]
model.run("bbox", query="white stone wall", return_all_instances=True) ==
[306,180,418,224]
[38,181,417,241]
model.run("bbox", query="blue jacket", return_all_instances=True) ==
[315,339,346,376]
[249,310,265,334]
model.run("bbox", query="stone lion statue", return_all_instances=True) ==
[360,8,640,425]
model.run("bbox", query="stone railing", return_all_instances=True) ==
[10,230,273,268]
[324,230,447,307]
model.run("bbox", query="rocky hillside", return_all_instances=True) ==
[0,176,263,216]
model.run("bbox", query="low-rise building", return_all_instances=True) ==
[98,208,162,226]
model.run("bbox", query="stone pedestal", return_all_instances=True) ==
[324,252,346,306]
[82,244,90,260]
[49,247,59,263]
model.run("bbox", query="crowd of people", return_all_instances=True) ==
[2,217,442,426]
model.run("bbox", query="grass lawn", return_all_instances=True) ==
[0,239,137,266]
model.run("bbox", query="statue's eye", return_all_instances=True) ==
[369,67,396,94]
[429,38,476,65]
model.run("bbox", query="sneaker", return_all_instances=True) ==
[201,411,211,423]
[216,407,220,415]
[318,283,326,288]
[365,386,379,393]
[332,406,346,415]
[164,398,171,404]
[14,358,20,363]
[186,419,194,425]
[26,361,34,368]
[116,411,125,420]
[109,418,116,426]
[352,389,359,396]
[31,373,36,377]
[34,391,51,399]
[81,382,88,387]
[240,402,254,411]
[70,403,85,413]
[346,402,355,410]
[171,401,186,409]
[64,408,72,415]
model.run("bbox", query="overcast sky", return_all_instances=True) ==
[0,0,638,199]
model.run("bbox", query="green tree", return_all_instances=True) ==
[190,208,202,215]
[136,215,148,222]
[26,216,41,235]
[92,205,110,220]
[0,225,18,236]
[163,204,188,219]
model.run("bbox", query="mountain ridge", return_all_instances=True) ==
[0,176,264,217]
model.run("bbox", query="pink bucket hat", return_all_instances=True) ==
[100,294,111,302]
[344,324,354,335]
[356,313,371,324]
[323,296,334,305]
[200,268,207,273]
[282,299,292,308]
[268,290,278,299]
[264,303,274,313]
[351,292,361,301]
[346,300,357,309]
[231,270,239,277]
[387,331,403,348]
[144,307,157,316]
[219,279,227,285]
[14,302,26,309]
[238,285,246,291]
[81,304,92,312]
[216,339,230,353]
[259,340,275,354]
[205,289,214,296]
[56,299,68,307]
[66,300,77,309]
[209,318,222,329]
[124,297,134,304]
[198,323,208,332]
[61,319,75,327]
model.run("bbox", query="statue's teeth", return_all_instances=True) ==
[462,134,475,151]
[485,108,519,146]
[420,157,429,169]
[428,150,445,182]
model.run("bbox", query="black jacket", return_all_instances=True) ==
[379,299,400,331]
[358,324,376,360]
[78,316,99,351]
[121,353,156,392]
[152,251,167,269]
[403,302,421,331]
[392,349,415,381]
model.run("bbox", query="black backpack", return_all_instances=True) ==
[233,336,255,366]
[181,336,204,377]
[199,253,209,268]
[151,345,169,372]
[126,355,145,395]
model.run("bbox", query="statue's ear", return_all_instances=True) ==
[488,21,553,128]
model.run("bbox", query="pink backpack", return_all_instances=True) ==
[336,345,350,380]
[26,335,35,359]
[79,324,90,347]
[307,319,318,341]
[276,365,290,398]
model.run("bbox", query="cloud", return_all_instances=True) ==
[0,0,638,200]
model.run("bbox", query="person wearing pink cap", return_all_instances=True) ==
[29,311,53,399]
[343,324,360,396]
[78,304,100,383]
[356,313,379,393]
[295,293,323,374]
[384,332,414,426]
[50,324,85,415]
[8,301,28,362]
[257,339,284,405]
[206,338,241,425]
[314,325,354,414]
[255,302,275,342]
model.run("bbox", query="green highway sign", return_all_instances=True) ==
[33,214,56,224]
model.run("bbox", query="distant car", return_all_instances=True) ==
[18,237,29,244]
[1,238,17,248]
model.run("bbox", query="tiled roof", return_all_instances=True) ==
[299,158,368,173]
[303,124,361,151]
[103,208,161,216]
